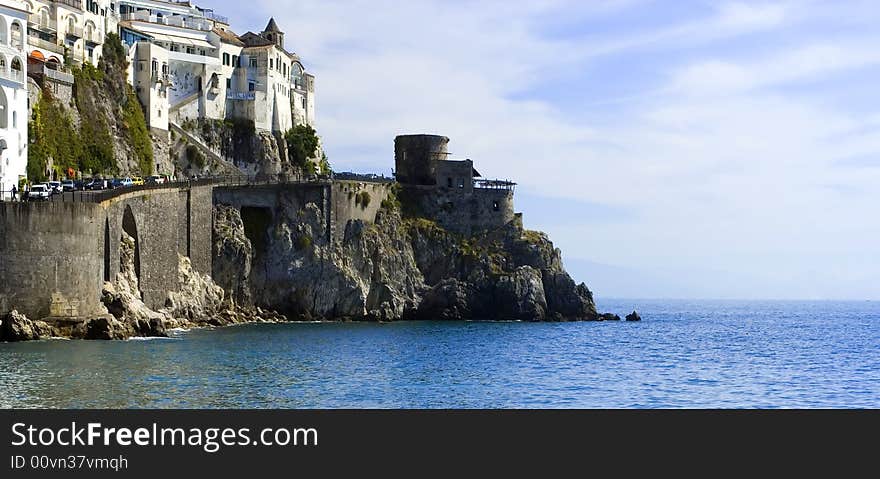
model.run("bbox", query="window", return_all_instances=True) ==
[302,97,306,109]
[447,177,452,188]
[12,111,16,128]
[458,179,465,188]
[226,78,231,89]
[248,82,255,92]
[223,53,230,66]
[249,57,257,68]
[232,55,238,67]
[269,58,273,69]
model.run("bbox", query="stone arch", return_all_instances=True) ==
[122,204,142,289]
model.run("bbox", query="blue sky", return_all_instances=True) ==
[212,0,880,300]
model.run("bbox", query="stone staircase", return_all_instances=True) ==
[169,121,242,177]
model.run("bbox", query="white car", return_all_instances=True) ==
[27,184,51,201]
[48,181,62,195]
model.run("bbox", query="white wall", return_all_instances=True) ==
[0,5,28,197]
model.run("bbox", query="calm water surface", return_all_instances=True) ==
[1,299,878,408]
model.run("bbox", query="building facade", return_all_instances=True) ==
[0,1,29,199]
[116,2,315,134]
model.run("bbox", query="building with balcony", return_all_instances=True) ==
[0,1,29,199]
[121,5,316,134]
[20,0,118,66]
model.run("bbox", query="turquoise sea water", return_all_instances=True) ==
[1,299,878,408]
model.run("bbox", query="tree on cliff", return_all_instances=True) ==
[284,124,320,173]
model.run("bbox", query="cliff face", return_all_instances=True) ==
[213,202,598,322]
[27,42,166,180]
[175,119,304,179]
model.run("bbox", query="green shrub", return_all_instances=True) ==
[186,144,206,168]
[357,191,372,209]
[295,234,313,251]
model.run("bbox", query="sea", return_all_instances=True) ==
[1,299,878,409]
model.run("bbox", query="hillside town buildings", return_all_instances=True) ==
[0,0,316,198]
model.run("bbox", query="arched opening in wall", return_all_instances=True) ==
[122,205,142,290]
[10,57,21,81]
[104,218,111,282]
[0,87,8,129]
[10,22,22,50]
[0,17,7,47]
[240,207,271,260]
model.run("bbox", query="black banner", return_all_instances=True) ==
[0,410,876,476]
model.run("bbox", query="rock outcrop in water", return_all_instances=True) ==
[95,231,285,339]
[0,310,53,341]
[212,202,599,322]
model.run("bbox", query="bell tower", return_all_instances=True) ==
[262,17,285,49]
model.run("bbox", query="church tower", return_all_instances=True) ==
[262,17,285,49]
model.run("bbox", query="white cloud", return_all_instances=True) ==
[218,0,880,299]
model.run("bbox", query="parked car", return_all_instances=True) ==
[48,181,62,195]
[132,176,145,186]
[121,177,134,187]
[62,180,76,192]
[147,175,166,185]
[86,178,107,190]
[27,184,51,201]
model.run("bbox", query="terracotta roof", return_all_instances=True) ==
[239,32,274,48]
[214,27,244,46]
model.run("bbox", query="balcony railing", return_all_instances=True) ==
[120,12,213,31]
[0,68,24,84]
[27,63,75,84]
[28,16,57,32]
[66,26,83,38]
[203,12,228,24]
[227,91,255,101]
[83,29,104,44]
[27,35,64,54]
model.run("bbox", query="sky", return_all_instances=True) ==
[211,0,880,300]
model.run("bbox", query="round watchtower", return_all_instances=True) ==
[394,135,450,186]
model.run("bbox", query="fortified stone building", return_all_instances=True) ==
[394,134,517,235]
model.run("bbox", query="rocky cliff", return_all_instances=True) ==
[27,35,166,181]
[213,201,601,322]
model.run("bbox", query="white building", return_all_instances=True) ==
[19,0,118,66]
[117,4,315,133]
[0,0,29,199]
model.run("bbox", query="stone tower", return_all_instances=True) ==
[262,17,285,49]
[394,135,450,186]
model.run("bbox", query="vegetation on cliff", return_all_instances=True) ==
[284,124,321,172]
[27,33,153,180]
